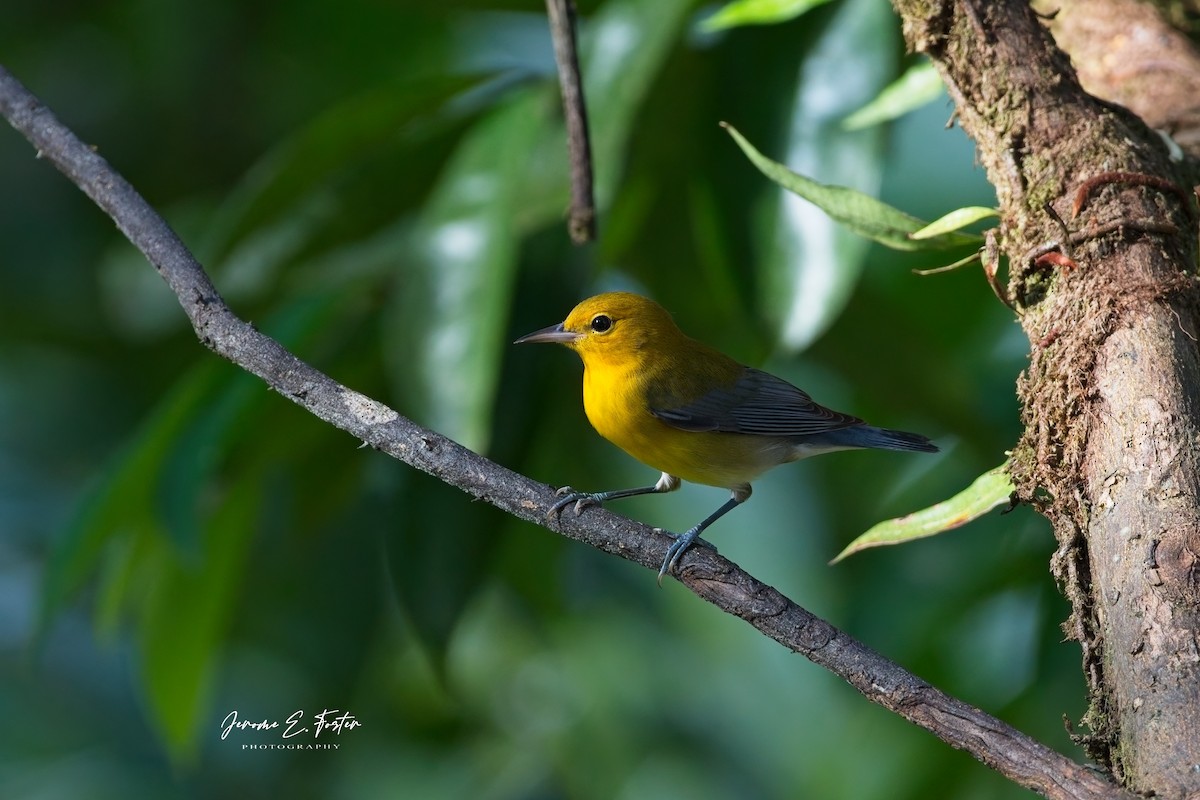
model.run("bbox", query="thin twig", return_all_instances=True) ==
[545,0,596,243]
[0,64,1135,800]
[983,228,1015,311]
[1071,170,1192,220]
[1022,219,1181,265]
[911,248,981,275]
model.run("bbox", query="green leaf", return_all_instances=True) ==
[202,75,481,266]
[41,297,341,638]
[387,89,545,453]
[723,122,979,251]
[568,0,695,213]
[831,462,1015,563]
[39,364,220,635]
[756,0,898,351]
[909,206,997,240]
[140,475,259,760]
[384,476,500,667]
[701,0,834,32]
[842,60,944,130]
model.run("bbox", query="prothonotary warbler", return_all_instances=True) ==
[515,292,938,584]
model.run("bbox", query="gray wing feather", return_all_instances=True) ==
[650,368,862,437]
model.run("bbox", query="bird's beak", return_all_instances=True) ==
[514,322,579,345]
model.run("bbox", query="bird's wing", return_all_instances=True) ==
[649,367,862,437]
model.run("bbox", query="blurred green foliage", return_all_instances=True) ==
[1,0,1078,798]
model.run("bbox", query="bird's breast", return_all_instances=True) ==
[582,363,656,455]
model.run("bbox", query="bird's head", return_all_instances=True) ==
[514,292,682,369]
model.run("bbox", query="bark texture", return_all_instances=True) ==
[1037,0,1200,158]
[891,1,1200,795]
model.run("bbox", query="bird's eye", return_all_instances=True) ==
[590,314,612,333]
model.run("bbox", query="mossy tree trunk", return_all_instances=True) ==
[891,1,1200,796]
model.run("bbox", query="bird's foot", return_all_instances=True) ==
[547,486,604,519]
[656,528,716,587]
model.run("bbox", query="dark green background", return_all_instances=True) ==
[1,0,1075,797]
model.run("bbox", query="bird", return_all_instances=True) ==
[514,291,938,584]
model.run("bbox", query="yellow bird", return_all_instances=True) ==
[515,292,937,583]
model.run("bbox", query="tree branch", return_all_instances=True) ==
[890,0,1200,794]
[0,63,1133,800]
[545,0,597,243]
[1035,0,1200,160]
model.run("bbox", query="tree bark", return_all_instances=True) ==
[1036,0,1200,158]
[891,0,1200,796]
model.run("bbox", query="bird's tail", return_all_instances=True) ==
[811,424,938,453]
[853,425,938,453]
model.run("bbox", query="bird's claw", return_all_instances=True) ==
[547,487,601,520]
[656,529,716,587]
